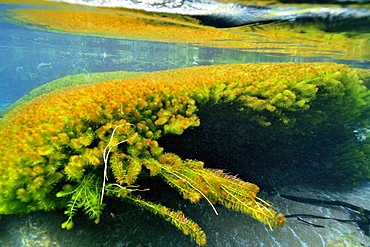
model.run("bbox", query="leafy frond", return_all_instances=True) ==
[193,168,281,229]
[106,183,206,245]
[157,161,219,215]
[126,196,207,246]
[105,183,149,198]
[147,153,285,229]
[57,173,104,229]
[110,154,142,185]
[100,123,138,204]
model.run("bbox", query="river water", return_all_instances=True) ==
[0,0,369,246]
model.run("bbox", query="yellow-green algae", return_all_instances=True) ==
[0,63,370,245]
[0,71,145,117]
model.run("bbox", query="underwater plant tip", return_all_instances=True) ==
[159,165,219,215]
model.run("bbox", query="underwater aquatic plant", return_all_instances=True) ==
[0,70,144,117]
[0,62,369,245]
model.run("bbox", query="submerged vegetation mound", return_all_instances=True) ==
[0,63,369,245]
[0,71,144,117]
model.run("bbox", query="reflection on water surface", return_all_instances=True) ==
[1,0,370,60]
